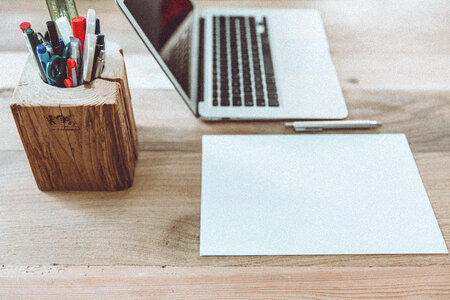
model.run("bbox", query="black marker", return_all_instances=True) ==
[46,21,62,56]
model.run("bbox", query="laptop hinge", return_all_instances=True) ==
[197,17,205,107]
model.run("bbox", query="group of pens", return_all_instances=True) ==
[20,8,105,88]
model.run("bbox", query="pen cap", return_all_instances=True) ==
[67,58,76,69]
[95,18,101,35]
[71,16,86,49]
[36,44,47,55]
[24,28,38,54]
[64,78,73,88]
[20,22,31,32]
[55,16,73,45]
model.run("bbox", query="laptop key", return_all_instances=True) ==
[245,96,254,106]
[256,98,266,106]
[233,97,242,106]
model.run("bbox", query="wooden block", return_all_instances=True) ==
[10,42,138,191]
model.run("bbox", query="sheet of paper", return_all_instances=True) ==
[200,134,448,256]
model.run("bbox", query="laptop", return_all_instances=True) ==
[115,0,348,120]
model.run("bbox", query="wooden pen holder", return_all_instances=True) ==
[11,42,138,191]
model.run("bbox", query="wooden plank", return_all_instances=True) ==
[2,52,450,91]
[0,149,448,266]
[1,266,450,299]
[3,88,450,153]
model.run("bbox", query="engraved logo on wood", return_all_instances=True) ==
[46,114,79,130]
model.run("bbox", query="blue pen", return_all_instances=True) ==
[95,18,100,34]
[36,44,52,85]
[59,38,65,49]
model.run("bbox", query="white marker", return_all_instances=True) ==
[82,33,97,83]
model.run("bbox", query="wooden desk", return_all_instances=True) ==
[1,0,449,298]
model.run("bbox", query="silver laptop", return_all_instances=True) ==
[116,0,348,120]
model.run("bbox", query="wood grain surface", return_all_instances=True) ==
[1,0,449,298]
[1,266,450,299]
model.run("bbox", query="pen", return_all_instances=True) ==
[23,28,47,82]
[46,21,63,56]
[91,34,104,78]
[285,120,382,132]
[94,49,105,78]
[36,44,52,84]
[69,37,82,82]
[67,58,78,87]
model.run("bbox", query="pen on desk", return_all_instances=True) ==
[285,120,382,132]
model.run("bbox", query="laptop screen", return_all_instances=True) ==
[123,0,194,94]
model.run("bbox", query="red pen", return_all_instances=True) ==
[64,78,73,88]
[71,16,86,50]
[66,58,78,87]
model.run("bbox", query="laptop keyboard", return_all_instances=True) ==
[212,16,279,107]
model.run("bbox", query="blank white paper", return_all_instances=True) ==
[200,134,448,256]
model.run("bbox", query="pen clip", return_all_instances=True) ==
[294,127,323,132]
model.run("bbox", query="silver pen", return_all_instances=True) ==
[94,49,105,78]
[285,120,382,132]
